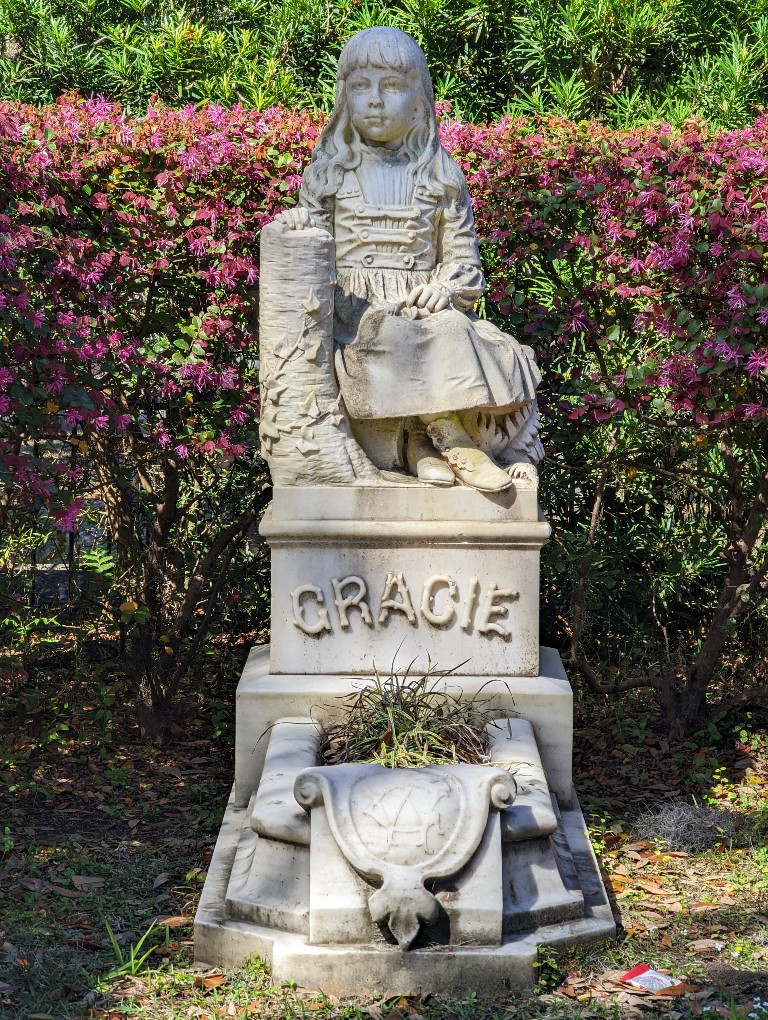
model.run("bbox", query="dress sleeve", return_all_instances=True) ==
[299,185,334,235]
[432,188,486,311]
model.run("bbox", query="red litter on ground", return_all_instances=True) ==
[620,964,681,991]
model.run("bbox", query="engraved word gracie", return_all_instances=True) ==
[290,573,519,639]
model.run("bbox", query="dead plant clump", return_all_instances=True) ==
[634,801,750,852]
[320,664,492,768]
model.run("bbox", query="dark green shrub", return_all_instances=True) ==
[2,0,768,125]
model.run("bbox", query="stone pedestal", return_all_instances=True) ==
[194,483,615,994]
[264,485,547,676]
[195,785,613,998]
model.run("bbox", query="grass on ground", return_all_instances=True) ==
[2,636,768,1020]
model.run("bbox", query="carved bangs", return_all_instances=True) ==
[337,27,433,103]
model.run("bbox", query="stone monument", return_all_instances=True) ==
[194,27,614,996]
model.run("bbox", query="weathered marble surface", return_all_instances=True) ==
[196,27,615,994]
[296,763,516,948]
[261,27,543,493]
[262,483,548,677]
[232,644,576,812]
[259,224,380,486]
[223,715,589,948]
[198,747,614,996]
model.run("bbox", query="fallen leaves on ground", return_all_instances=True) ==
[194,971,228,991]
[71,875,106,891]
[555,968,700,1009]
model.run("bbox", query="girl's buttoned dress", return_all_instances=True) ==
[300,145,540,421]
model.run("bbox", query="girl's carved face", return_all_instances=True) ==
[345,67,417,148]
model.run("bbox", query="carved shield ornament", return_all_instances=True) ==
[294,763,516,948]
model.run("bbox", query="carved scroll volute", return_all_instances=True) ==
[258,221,380,486]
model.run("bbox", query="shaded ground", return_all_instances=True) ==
[2,638,768,1019]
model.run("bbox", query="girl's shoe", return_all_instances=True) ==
[425,415,514,493]
[406,421,455,487]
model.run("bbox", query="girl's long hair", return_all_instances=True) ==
[302,28,465,203]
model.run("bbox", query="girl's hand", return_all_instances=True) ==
[404,284,450,317]
[274,207,315,231]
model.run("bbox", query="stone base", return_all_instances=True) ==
[234,644,574,809]
[195,787,615,998]
[264,484,548,677]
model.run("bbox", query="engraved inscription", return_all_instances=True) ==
[332,575,373,629]
[289,573,519,638]
[420,574,459,626]
[459,575,480,631]
[354,771,459,864]
[290,583,332,635]
[378,571,417,625]
[477,581,520,639]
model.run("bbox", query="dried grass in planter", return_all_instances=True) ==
[320,663,492,768]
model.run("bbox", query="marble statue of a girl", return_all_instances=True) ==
[276,27,542,493]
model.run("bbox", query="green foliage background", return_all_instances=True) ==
[5,3,768,736]
[3,0,768,126]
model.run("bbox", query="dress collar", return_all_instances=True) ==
[359,142,409,163]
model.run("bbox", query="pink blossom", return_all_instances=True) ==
[713,342,742,364]
[727,286,747,309]
[746,350,768,376]
[229,405,249,425]
[51,500,85,532]
[742,403,767,418]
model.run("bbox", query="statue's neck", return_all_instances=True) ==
[359,141,409,163]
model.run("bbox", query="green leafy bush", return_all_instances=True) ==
[2,0,768,125]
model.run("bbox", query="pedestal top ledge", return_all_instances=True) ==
[270,481,540,525]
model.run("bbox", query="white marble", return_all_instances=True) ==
[259,223,380,486]
[227,713,585,949]
[195,786,615,997]
[225,821,310,933]
[271,482,539,523]
[262,484,549,678]
[233,645,574,811]
[487,718,559,841]
[262,27,543,492]
[196,26,615,994]
[296,763,515,948]
[250,718,321,846]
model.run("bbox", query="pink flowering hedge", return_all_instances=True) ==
[2,96,768,525]
[453,115,768,431]
[4,95,768,724]
[0,97,317,527]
